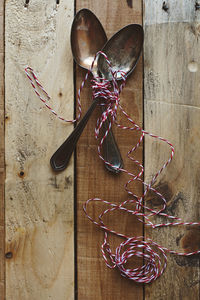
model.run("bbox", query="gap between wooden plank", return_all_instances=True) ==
[73,3,78,300]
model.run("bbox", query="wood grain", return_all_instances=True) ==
[76,1,144,299]
[5,1,74,299]
[144,0,200,299]
[3,1,199,299]
[0,0,4,299]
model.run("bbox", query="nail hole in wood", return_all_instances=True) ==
[56,0,60,4]
[5,252,13,259]
[19,171,25,177]
[162,1,169,12]
[188,61,198,73]
[195,2,200,10]
[24,0,29,8]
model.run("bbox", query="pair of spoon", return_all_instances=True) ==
[50,9,143,173]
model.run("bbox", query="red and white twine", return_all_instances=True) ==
[25,52,200,284]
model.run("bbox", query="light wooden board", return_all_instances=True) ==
[5,1,74,299]
[76,1,144,299]
[0,1,4,299]
[144,0,200,299]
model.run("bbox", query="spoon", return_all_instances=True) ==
[50,16,144,173]
[71,9,124,173]
[51,9,123,173]
[98,24,143,81]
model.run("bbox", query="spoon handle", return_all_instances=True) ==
[100,106,123,173]
[50,99,123,173]
[50,98,98,172]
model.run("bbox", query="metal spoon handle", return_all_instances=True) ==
[50,99,123,173]
[101,107,123,173]
[50,98,98,172]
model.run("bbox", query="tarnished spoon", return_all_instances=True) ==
[50,15,143,173]
[97,24,143,81]
[71,9,124,173]
[50,9,123,173]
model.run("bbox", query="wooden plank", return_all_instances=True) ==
[76,1,144,299]
[5,1,74,299]
[0,1,4,299]
[144,0,200,299]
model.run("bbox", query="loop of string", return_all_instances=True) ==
[25,51,200,284]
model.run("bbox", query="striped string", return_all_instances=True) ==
[25,52,200,284]
[25,66,82,123]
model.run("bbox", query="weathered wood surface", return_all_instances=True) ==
[5,1,74,299]
[76,1,144,299]
[0,1,4,299]
[2,0,200,299]
[144,0,200,299]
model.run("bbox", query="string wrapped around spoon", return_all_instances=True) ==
[51,9,123,173]
[25,13,200,284]
[50,13,143,173]
[25,50,200,284]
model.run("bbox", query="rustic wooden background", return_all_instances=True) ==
[0,0,199,299]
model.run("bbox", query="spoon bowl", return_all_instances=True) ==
[71,9,107,75]
[98,24,144,81]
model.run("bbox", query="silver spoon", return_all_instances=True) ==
[50,13,143,173]
[50,9,123,173]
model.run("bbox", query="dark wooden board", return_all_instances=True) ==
[76,1,144,299]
